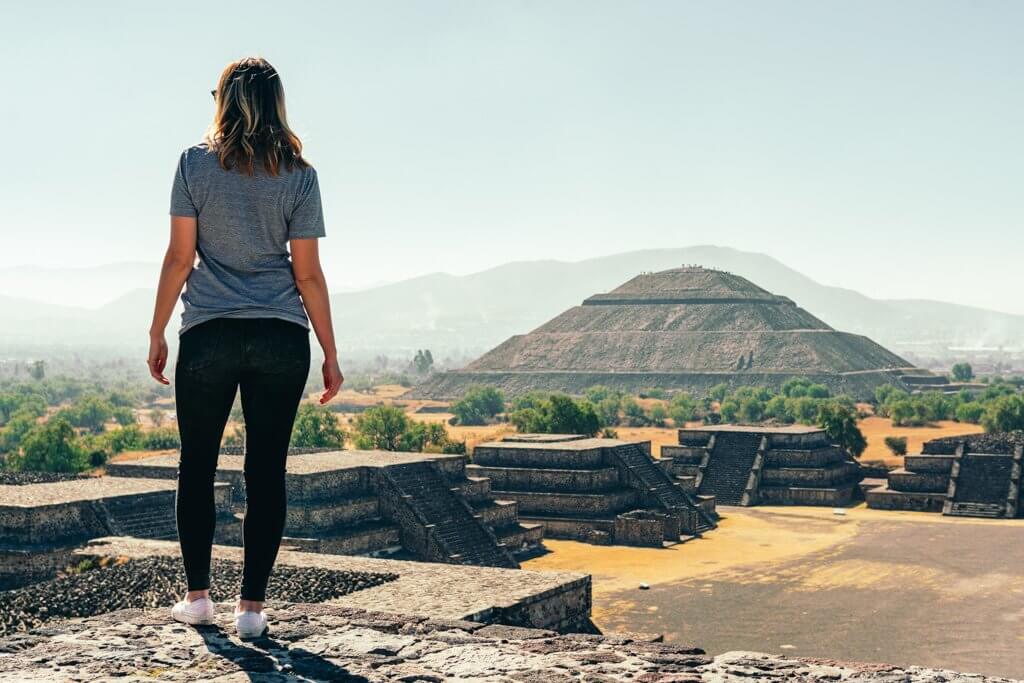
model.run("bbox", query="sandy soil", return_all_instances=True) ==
[524,506,1024,678]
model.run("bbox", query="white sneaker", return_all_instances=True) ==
[170,596,215,625]
[234,608,268,639]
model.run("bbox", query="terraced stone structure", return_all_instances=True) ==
[866,432,1023,518]
[107,450,542,568]
[470,434,717,545]
[417,266,930,399]
[0,477,233,590]
[664,425,863,506]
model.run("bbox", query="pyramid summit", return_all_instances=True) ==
[416,266,928,399]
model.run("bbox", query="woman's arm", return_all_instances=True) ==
[147,216,197,384]
[290,238,344,404]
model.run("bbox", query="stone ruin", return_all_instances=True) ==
[415,266,937,400]
[663,425,863,506]
[1,450,545,591]
[866,432,1023,518]
[469,435,717,545]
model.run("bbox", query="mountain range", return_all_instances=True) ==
[1,246,1021,358]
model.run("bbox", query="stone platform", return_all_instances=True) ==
[76,536,591,632]
[470,435,717,546]
[665,425,862,507]
[0,478,232,590]
[0,601,1011,682]
[866,434,1023,518]
[109,450,543,568]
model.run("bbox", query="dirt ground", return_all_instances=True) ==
[857,416,983,465]
[524,506,1024,678]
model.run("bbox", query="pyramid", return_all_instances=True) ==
[416,266,924,399]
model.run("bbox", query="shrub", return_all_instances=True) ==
[649,403,668,427]
[142,427,181,450]
[621,398,648,427]
[668,393,697,425]
[353,405,409,450]
[451,386,505,426]
[291,404,347,448]
[596,396,623,427]
[955,401,985,424]
[981,394,1024,433]
[951,362,974,382]
[883,436,908,456]
[9,417,88,473]
[508,394,601,437]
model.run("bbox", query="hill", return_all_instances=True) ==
[1,246,1022,355]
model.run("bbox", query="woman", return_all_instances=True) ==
[147,56,343,638]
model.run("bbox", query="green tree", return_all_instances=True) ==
[621,398,648,427]
[649,403,668,427]
[353,405,410,450]
[883,436,908,456]
[955,401,985,424]
[786,397,819,424]
[595,396,622,427]
[709,383,730,402]
[719,399,740,423]
[28,360,45,381]
[782,378,811,398]
[547,395,600,435]
[765,395,792,422]
[10,417,87,472]
[107,424,144,453]
[0,413,36,455]
[142,427,181,450]
[738,398,765,423]
[450,386,505,426]
[816,402,867,457]
[291,404,347,448]
[951,362,974,382]
[981,394,1024,433]
[112,406,137,427]
[62,395,114,433]
[806,384,831,399]
[668,393,697,425]
[889,400,918,427]
[509,407,545,433]
[508,394,601,436]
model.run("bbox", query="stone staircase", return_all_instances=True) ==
[610,443,716,533]
[701,432,763,505]
[91,493,178,541]
[382,462,518,568]
[945,447,1019,519]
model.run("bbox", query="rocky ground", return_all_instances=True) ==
[0,602,1016,682]
[0,557,396,636]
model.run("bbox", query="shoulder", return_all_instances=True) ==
[294,162,320,191]
[179,143,215,165]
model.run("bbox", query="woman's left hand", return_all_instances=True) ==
[148,333,170,385]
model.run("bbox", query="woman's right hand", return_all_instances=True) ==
[148,333,170,385]
[320,356,344,404]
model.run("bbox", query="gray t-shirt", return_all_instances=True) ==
[169,143,325,335]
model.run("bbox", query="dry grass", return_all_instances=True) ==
[858,416,983,466]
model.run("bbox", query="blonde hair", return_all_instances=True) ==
[205,57,308,176]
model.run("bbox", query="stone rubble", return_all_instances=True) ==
[0,602,1015,682]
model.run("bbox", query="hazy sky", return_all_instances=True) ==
[2,1,1022,312]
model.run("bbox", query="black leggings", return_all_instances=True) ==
[174,317,310,601]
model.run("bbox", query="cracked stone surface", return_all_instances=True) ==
[0,603,1015,682]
